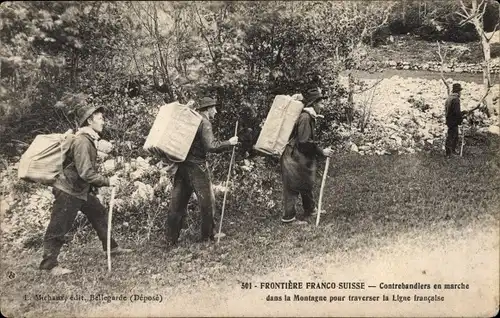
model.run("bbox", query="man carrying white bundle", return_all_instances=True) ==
[40,102,132,276]
[166,97,238,245]
[280,87,334,224]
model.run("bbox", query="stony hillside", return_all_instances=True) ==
[337,75,499,155]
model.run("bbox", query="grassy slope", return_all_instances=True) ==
[1,134,499,318]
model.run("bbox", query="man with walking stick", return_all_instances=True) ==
[40,103,132,276]
[280,87,334,224]
[166,97,238,246]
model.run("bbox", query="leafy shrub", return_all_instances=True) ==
[483,0,500,32]
[388,2,423,35]
[415,20,443,41]
[367,25,393,47]
[224,160,283,218]
[386,0,496,43]
[440,11,479,43]
[388,18,410,35]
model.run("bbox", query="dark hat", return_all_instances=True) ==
[195,97,218,111]
[303,87,327,106]
[452,83,462,93]
[76,103,105,127]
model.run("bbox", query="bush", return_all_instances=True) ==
[224,159,283,218]
[363,25,392,47]
[388,18,408,35]
[441,24,479,43]
[440,11,479,43]
[483,0,500,32]
[415,20,442,41]
[388,2,424,35]
[385,0,497,43]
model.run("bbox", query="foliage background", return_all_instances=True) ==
[3,1,498,156]
[1,1,499,248]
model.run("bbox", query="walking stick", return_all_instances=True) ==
[107,186,117,272]
[316,157,331,227]
[459,126,465,157]
[217,121,238,244]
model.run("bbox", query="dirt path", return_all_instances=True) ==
[85,222,499,317]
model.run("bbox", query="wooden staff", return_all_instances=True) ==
[107,187,117,272]
[316,157,331,227]
[460,126,465,157]
[217,121,238,244]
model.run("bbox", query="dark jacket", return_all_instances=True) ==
[445,93,463,127]
[290,111,324,159]
[185,114,232,164]
[281,110,325,192]
[53,131,109,201]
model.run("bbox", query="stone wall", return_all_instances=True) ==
[363,60,500,74]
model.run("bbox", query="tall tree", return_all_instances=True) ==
[458,0,499,121]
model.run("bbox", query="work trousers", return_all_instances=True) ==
[39,188,118,270]
[282,176,316,221]
[445,125,459,156]
[167,161,215,244]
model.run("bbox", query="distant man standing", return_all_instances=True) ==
[280,87,334,224]
[41,103,132,276]
[444,83,464,157]
[166,97,238,245]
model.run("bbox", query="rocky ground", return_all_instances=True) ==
[0,153,231,253]
[337,74,499,156]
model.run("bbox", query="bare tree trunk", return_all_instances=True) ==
[402,1,406,23]
[131,39,144,77]
[153,60,159,88]
[480,32,494,116]
[71,49,79,89]
[347,72,355,125]
[436,41,451,96]
[470,0,494,116]
[152,2,174,101]
[459,0,496,118]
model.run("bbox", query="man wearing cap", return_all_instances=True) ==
[444,83,464,157]
[166,97,238,245]
[41,103,132,276]
[280,87,334,224]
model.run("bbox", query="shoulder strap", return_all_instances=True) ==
[60,134,76,169]
[287,112,303,147]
